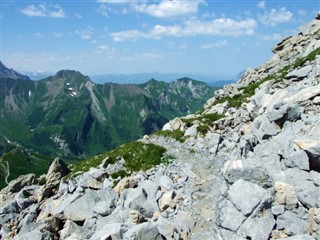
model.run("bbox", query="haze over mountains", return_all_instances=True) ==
[21,70,236,87]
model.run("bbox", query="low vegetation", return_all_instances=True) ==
[153,130,186,143]
[69,141,167,178]
[0,148,53,189]
[212,47,320,108]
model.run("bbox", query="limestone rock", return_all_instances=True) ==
[114,177,137,193]
[216,199,246,232]
[284,150,310,171]
[46,158,70,186]
[285,65,313,81]
[308,208,320,238]
[274,181,298,207]
[237,210,275,240]
[228,179,272,216]
[130,209,146,224]
[158,191,177,212]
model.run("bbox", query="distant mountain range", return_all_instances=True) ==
[0,61,216,160]
[21,70,240,87]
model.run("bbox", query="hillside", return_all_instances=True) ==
[0,68,214,158]
[0,66,215,187]
[0,18,319,239]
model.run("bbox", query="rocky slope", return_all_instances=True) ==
[0,19,320,239]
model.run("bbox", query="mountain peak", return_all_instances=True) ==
[0,61,30,80]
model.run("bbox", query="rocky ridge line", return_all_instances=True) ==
[0,19,320,239]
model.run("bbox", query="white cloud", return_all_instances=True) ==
[257,1,265,9]
[53,32,63,38]
[258,7,293,26]
[20,4,66,18]
[75,13,83,19]
[35,32,44,37]
[97,4,111,17]
[134,0,203,18]
[201,40,227,49]
[75,27,94,40]
[110,18,257,41]
[97,0,129,3]
[259,33,282,41]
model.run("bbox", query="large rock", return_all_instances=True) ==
[283,168,319,208]
[285,65,313,81]
[123,222,164,240]
[251,115,280,142]
[3,174,37,194]
[266,102,301,124]
[162,117,185,131]
[237,210,275,240]
[228,179,272,216]
[158,191,177,211]
[46,158,70,186]
[90,223,125,240]
[223,159,272,188]
[308,208,320,239]
[64,188,117,221]
[284,84,320,104]
[60,220,83,239]
[293,139,320,171]
[216,199,246,232]
[274,181,298,207]
[276,211,308,235]
[119,187,158,218]
[284,150,310,171]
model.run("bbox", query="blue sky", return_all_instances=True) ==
[1,0,319,80]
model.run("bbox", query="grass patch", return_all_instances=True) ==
[208,48,320,109]
[154,130,186,143]
[292,47,320,69]
[181,113,225,136]
[69,141,167,178]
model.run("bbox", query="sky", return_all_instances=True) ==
[1,0,319,80]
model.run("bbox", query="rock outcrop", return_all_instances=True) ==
[0,19,320,240]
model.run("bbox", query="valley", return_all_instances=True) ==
[0,64,216,188]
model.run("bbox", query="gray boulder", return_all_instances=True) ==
[285,65,312,81]
[4,174,37,194]
[64,188,117,221]
[308,208,320,239]
[119,187,158,218]
[216,199,246,232]
[277,211,308,235]
[90,223,125,240]
[293,139,320,172]
[252,115,280,142]
[237,210,275,240]
[228,179,272,216]
[284,150,310,171]
[223,159,273,188]
[12,228,54,240]
[46,158,70,186]
[267,102,301,123]
[283,168,319,208]
[123,222,164,240]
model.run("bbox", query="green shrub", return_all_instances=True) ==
[69,141,167,178]
[154,130,186,143]
[111,169,127,179]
